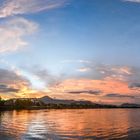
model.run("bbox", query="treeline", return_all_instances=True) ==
[0,98,44,110]
[1,97,139,110]
[0,97,117,110]
[0,97,5,106]
[9,99,43,109]
[41,103,117,109]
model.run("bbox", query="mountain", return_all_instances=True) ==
[39,96,76,105]
[39,96,98,105]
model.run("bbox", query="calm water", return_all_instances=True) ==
[0,109,140,140]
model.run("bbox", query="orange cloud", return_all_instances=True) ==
[48,78,139,104]
[0,64,140,105]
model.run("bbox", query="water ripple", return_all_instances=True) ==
[0,109,140,139]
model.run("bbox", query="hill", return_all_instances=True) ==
[0,95,117,110]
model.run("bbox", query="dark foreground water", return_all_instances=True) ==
[0,109,140,140]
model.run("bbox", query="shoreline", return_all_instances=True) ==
[1,106,140,111]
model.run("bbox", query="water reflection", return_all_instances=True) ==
[0,109,140,140]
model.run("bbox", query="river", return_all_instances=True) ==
[0,109,140,140]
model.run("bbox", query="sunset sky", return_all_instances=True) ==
[0,0,140,104]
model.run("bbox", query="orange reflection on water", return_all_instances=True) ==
[0,109,140,139]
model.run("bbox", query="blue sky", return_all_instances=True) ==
[3,0,140,70]
[0,0,140,104]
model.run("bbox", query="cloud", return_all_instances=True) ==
[129,83,140,88]
[76,68,91,72]
[33,68,59,86]
[61,59,91,64]
[95,65,132,81]
[0,17,38,53]
[23,65,63,87]
[45,63,140,104]
[76,64,132,75]
[77,62,140,83]
[123,0,140,3]
[105,93,135,99]
[0,68,33,98]
[0,84,19,93]
[50,79,131,95]
[0,0,68,18]
[0,68,29,85]
[46,78,140,104]
[0,0,68,53]
[67,90,101,95]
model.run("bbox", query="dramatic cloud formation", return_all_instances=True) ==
[50,79,134,94]
[1,62,140,104]
[0,17,38,53]
[16,62,139,104]
[46,62,140,104]
[0,68,32,98]
[0,0,68,18]
[16,62,140,104]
